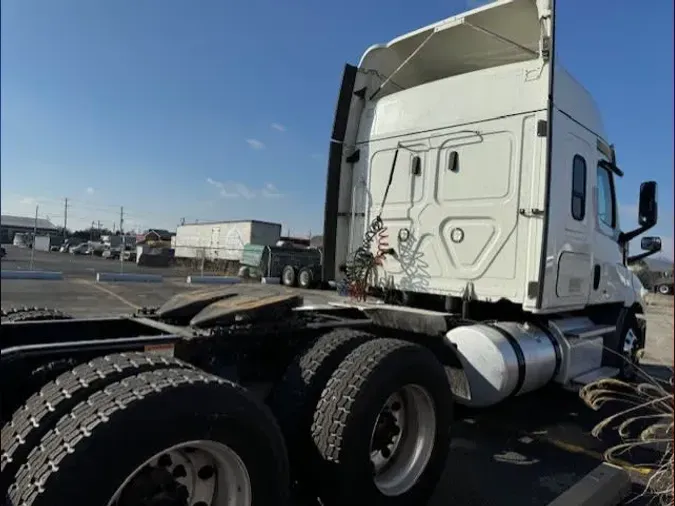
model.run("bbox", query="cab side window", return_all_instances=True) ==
[596,164,616,228]
[571,155,587,221]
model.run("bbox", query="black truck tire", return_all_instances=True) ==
[0,307,72,323]
[267,329,373,476]
[297,267,314,289]
[310,338,453,506]
[1,352,194,495]
[657,283,673,295]
[7,368,290,506]
[616,312,644,381]
[281,265,297,287]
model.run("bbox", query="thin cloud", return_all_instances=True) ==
[85,187,95,195]
[245,139,266,150]
[271,123,286,132]
[261,183,283,198]
[234,183,256,200]
[19,197,37,205]
[207,177,239,198]
[207,178,256,199]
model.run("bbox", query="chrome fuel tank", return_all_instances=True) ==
[444,321,561,408]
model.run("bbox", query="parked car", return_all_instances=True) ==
[102,247,121,260]
[69,244,89,255]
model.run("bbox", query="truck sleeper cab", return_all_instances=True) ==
[322,0,660,404]
[0,2,662,506]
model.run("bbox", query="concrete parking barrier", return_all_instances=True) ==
[186,275,241,285]
[546,462,630,506]
[96,272,163,283]
[261,277,281,285]
[1,270,64,280]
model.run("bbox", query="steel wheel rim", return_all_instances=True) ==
[299,271,310,286]
[369,384,436,497]
[283,268,293,285]
[622,328,640,378]
[659,285,669,294]
[107,440,252,506]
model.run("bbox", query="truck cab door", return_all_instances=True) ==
[550,116,594,307]
[588,156,626,305]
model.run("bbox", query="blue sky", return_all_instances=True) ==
[1,0,673,257]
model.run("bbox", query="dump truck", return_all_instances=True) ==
[0,1,663,505]
[240,242,324,288]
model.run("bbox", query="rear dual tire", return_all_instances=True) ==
[270,332,453,506]
[310,338,453,506]
[282,265,297,287]
[3,355,290,506]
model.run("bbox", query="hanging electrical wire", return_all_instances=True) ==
[342,148,400,301]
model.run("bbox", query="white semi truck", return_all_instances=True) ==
[0,1,663,506]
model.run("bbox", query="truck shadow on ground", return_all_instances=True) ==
[430,388,605,506]
[294,386,646,506]
[430,379,669,506]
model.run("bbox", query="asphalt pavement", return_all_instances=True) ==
[1,244,205,278]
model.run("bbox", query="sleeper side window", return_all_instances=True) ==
[571,155,587,221]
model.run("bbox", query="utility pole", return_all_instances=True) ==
[30,205,38,269]
[63,198,68,238]
[97,220,101,231]
[120,206,125,274]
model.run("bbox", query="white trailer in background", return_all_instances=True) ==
[174,220,282,261]
[32,235,51,252]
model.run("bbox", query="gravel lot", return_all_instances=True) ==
[1,247,672,505]
[642,294,674,368]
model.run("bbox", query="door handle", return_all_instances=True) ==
[593,264,601,290]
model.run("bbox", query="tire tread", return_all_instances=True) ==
[1,352,193,487]
[8,368,248,506]
[311,338,412,462]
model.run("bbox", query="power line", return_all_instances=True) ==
[63,198,68,237]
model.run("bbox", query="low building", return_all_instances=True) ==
[0,215,59,244]
[136,229,174,245]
